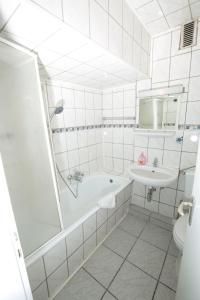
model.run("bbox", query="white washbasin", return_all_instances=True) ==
[128,165,178,187]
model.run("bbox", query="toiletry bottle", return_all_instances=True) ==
[138,152,147,165]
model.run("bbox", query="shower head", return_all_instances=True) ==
[50,105,64,121]
[54,106,64,115]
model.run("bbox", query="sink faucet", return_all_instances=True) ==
[68,170,84,182]
[153,157,158,167]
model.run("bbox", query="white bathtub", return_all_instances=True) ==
[60,173,130,228]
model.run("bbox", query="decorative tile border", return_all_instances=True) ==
[52,123,200,134]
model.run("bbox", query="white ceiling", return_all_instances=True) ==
[0,1,146,90]
[127,0,200,35]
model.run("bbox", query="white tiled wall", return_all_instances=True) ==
[27,183,132,300]
[102,25,200,218]
[43,80,103,190]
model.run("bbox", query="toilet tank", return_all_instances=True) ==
[184,168,195,199]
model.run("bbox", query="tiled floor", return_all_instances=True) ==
[54,206,178,300]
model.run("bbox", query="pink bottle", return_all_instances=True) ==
[138,152,147,165]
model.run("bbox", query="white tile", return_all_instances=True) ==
[109,0,123,25]
[96,0,108,10]
[49,56,81,71]
[97,222,107,243]
[63,109,76,127]
[90,0,109,48]
[74,90,85,108]
[145,199,159,212]
[63,0,89,36]
[123,31,133,65]
[0,0,20,29]
[32,281,48,300]
[62,88,75,109]
[182,131,199,153]
[134,135,148,147]
[113,91,123,109]
[191,1,200,18]
[124,144,134,160]
[134,16,142,44]
[34,46,61,65]
[159,203,174,218]
[53,133,67,153]
[47,84,62,107]
[180,151,197,169]
[153,33,171,61]
[85,92,94,109]
[78,130,88,148]
[191,50,200,77]
[113,143,123,158]
[55,153,68,171]
[84,233,97,259]
[124,89,135,107]
[66,225,83,256]
[158,0,188,15]
[97,208,107,227]
[170,53,191,80]
[163,150,181,168]
[113,128,124,143]
[160,188,176,206]
[68,43,104,63]
[38,27,86,55]
[68,150,79,168]
[27,258,46,291]
[109,17,123,58]
[147,17,169,36]
[4,2,61,48]
[186,101,200,124]
[76,108,86,126]
[47,261,68,297]
[149,137,164,149]
[164,134,182,151]
[32,0,63,19]
[123,2,134,36]
[44,240,67,276]
[79,147,88,164]
[128,0,152,9]
[68,246,83,275]
[83,213,96,240]
[132,194,145,207]
[188,76,200,101]
[137,1,164,24]
[166,7,192,28]
[66,131,78,150]
[152,58,170,83]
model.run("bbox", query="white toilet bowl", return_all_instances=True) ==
[173,214,188,252]
[173,214,188,274]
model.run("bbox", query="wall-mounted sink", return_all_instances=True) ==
[128,165,178,187]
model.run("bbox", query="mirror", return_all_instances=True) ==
[138,96,179,130]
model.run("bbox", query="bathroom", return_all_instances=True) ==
[0,0,200,299]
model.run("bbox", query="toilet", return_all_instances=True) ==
[173,168,195,272]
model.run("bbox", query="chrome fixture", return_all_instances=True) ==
[180,165,196,175]
[147,187,156,202]
[50,105,64,121]
[176,136,183,143]
[153,157,158,167]
[68,170,84,183]
[50,104,79,199]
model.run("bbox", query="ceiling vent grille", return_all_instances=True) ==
[180,20,198,49]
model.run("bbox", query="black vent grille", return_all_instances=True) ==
[180,20,197,49]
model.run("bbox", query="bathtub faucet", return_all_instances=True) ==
[68,170,84,182]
